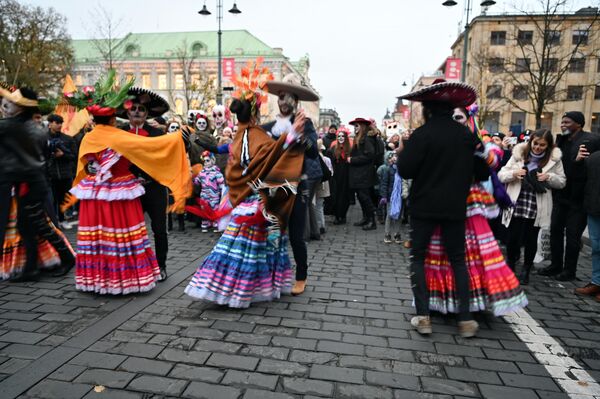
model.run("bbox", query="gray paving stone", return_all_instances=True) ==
[157,348,210,365]
[310,364,364,384]
[317,340,364,355]
[2,320,45,332]
[193,339,242,353]
[226,331,272,346]
[240,345,289,360]
[182,381,241,399]
[119,356,173,376]
[271,336,317,351]
[366,346,413,361]
[282,377,334,396]
[70,351,126,369]
[83,388,143,399]
[337,383,394,399]
[206,353,259,371]
[74,368,136,389]
[180,326,226,340]
[465,357,520,373]
[140,322,180,335]
[499,372,562,391]
[48,364,87,381]
[289,349,337,364]
[445,366,502,384]
[109,342,164,358]
[222,370,279,390]
[365,370,420,390]
[108,330,153,343]
[414,351,464,366]
[0,331,48,344]
[25,379,91,399]
[478,384,539,399]
[388,337,435,352]
[213,320,256,333]
[421,377,479,397]
[0,343,51,359]
[128,375,188,396]
[254,325,296,337]
[393,390,452,399]
[1,312,41,321]
[242,389,295,399]
[257,358,309,376]
[392,361,444,377]
[435,343,485,358]
[169,363,224,383]
[0,357,30,373]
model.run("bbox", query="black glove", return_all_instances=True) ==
[181,127,191,152]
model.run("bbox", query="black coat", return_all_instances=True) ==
[323,132,337,150]
[584,151,600,216]
[348,134,377,189]
[554,131,600,206]
[0,115,46,184]
[47,130,77,181]
[397,115,481,221]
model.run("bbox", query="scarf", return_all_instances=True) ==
[527,150,545,171]
[389,165,403,220]
[226,123,304,232]
[73,124,192,212]
[270,115,293,139]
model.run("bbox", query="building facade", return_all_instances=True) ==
[71,30,320,122]
[447,8,600,134]
[318,108,341,130]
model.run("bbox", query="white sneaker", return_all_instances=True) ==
[60,221,73,230]
[411,316,432,335]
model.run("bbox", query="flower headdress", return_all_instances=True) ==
[231,57,274,116]
[65,69,135,116]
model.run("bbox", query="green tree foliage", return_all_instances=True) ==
[0,0,74,93]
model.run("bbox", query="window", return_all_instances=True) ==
[191,74,201,88]
[545,30,561,45]
[515,58,530,73]
[567,85,583,101]
[543,58,558,72]
[157,74,167,90]
[490,31,506,45]
[74,75,83,85]
[486,85,502,99]
[512,85,528,100]
[175,98,184,115]
[540,112,553,130]
[517,30,533,45]
[190,99,200,110]
[191,42,206,56]
[488,58,504,73]
[573,29,589,45]
[595,85,600,100]
[569,58,586,73]
[510,112,526,136]
[125,73,135,83]
[174,74,184,90]
[545,85,556,100]
[141,74,151,89]
[484,112,500,132]
[592,113,600,134]
[124,44,139,57]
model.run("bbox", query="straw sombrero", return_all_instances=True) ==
[265,80,319,102]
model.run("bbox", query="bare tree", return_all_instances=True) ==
[468,47,507,129]
[85,5,127,70]
[0,0,74,92]
[500,0,600,128]
[169,40,215,115]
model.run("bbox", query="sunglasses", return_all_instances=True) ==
[453,115,466,121]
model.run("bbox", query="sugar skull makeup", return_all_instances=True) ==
[337,133,346,144]
[277,92,298,117]
[168,122,180,133]
[203,156,214,168]
[212,105,226,129]
[0,98,22,118]
[195,117,208,132]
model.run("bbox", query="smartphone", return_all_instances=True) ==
[508,137,518,145]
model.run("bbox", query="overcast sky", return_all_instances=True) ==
[28,0,593,124]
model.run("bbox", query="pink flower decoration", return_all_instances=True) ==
[123,100,133,110]
[65,92,74,98]
[82,86,95,95]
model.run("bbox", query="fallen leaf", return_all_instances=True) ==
[94,385,106,393]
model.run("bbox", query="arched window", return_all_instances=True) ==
[191,42,206,56]
[125,44,139,57]
[175,98,184,115]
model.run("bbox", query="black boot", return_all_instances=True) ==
[519,264,532,285]
[167,213,173,231]
[538,265,561,276]
[362,214,377,231]
[177,214,186,232]
[353,215,368,227]
[51,252,76,277]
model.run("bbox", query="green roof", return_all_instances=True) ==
[72,30,280,62]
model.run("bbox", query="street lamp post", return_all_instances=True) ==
[443,0,496,82]
[199,1,241,105]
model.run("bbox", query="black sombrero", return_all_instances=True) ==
[399,78,477,107]
[119,87,170,118]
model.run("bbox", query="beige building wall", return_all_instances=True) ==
[451,14,600,134]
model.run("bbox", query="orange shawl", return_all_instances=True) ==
[73,124,192,212]
[226,123,304,232]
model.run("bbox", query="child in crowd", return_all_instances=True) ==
[194,151,225,232]
[379,152,402,244]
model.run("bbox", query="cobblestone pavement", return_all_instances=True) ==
[0,205,599,398]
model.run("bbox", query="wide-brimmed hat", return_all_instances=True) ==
[265,80,319,102]
[0,86,39,107]
[119,87,169,118]
[348,117,371,126]
[399,78,477,107]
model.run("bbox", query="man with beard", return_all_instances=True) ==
[322,124,338,150]
[120,88,170,281]
[0,86,75,281]
[263,80,321,295]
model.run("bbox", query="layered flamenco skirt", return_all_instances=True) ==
[185,196,293,308]
[72,152,160,295]
[425,183,528,316]
[1,196,74,280]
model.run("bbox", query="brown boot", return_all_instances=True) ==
[292,280,306,295]
[458,320,479,338]
[575,283,600,297]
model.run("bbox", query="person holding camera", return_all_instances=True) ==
[498,129,566,285]
[47,114,77,229]
[537,112,600,281]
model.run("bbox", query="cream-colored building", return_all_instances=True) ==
[446,7,600,134]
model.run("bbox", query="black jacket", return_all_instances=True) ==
[0,114,46,184]
[47,130,77,181]
[323,132,337,150]
[349,134,377,189]
[584,151,600,216]
[554,131,600,206]
[397,115,481,221]
[262,117,322,182]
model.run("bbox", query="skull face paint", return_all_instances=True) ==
[0,98,23,118]
[203,156,214,168]
[168,122,180,133]
[212,105,226,129]
[337,133,346,144]
[195,117,208,132]
[277,92,297,117]
[127,103,148,127]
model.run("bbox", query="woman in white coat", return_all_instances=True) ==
[498,129,566,285]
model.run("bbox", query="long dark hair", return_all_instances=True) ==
[334,132,351,162]
[353,123,368,149]
[524,128,554,168]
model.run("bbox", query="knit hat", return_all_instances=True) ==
[563,111,585,127]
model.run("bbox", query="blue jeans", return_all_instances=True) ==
[588,215,600,286]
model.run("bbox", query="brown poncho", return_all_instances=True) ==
[226,123,304,232]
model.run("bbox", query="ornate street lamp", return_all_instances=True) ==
[199,0,242,104]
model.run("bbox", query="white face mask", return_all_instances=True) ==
[203,157,214,168]
[337,134,345,144]
[213,111,225,128]
[196,118,208,131]
[168,122,180,133]
[1,98,23,118]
